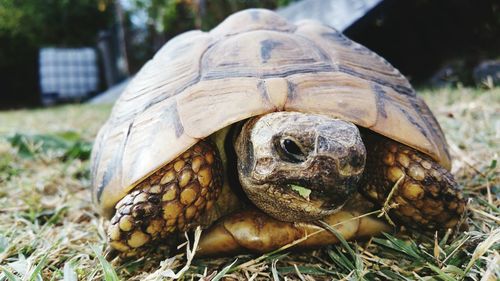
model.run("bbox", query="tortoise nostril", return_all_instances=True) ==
[279,138,306,163]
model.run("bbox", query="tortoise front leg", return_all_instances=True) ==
[360,137,466,230]
[107,140,223,257]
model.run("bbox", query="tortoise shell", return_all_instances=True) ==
[91,9,451,216]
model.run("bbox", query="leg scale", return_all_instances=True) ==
[361,138,466,230]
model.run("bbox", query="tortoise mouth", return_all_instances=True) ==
[238,157,364,222]
[247,179,350,222]
[277,178,354,210]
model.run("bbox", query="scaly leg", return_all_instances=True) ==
[360,137,466,230]
[107,140,223,257]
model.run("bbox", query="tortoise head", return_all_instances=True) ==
[235,112,366,222]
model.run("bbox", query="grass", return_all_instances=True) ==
[0,87,498,280]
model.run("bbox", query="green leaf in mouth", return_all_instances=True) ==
[289,184,312,201]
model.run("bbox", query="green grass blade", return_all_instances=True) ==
[373,233,426,262]
[327,247,354,272]
[63,261,78,281]
[276,266,327,275]
[426,263,457,281]
[271,259,280,281]
[210,259,237,281]
[376,269,412,281]
[318,220,356,257]
[319,220,365,280]
[28,252,49,281]
[1,266,19,281]
[0,235,9,254]
[91,245,120,281]
[442,265,465,276]
[476,197,500,212]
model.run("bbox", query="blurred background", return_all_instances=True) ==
[0,0,498,109]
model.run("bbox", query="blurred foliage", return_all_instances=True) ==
[0,0,115,107]
[133,0,294,33]
[126,0,295,71]
[0,0,114,46]
[7,131,92,161]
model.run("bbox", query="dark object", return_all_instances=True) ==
[428,61,466,88]
[345,0,500,84]
[473,60,500,87]
[98,31,121,89]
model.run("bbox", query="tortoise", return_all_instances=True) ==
[91,9,466,257]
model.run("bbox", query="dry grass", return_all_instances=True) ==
[0,87,498,280]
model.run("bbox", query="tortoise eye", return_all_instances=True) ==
[279,138,306,163]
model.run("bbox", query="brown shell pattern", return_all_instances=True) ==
[91,9,451,216]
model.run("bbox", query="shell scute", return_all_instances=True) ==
[201,30,332,80]
[210,9,295,37]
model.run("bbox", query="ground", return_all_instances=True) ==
[0,87,498,280]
